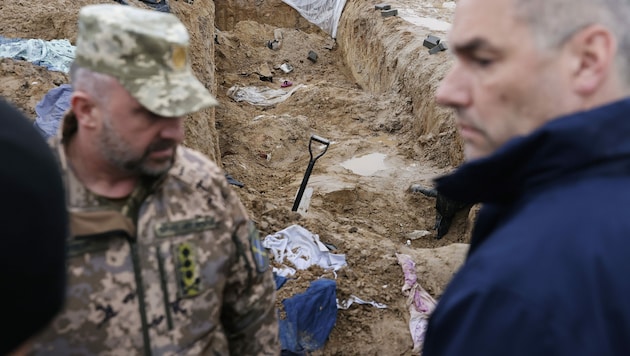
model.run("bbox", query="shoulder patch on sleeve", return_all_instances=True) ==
[248,221,269,273]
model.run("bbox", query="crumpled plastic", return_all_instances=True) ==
[227,84,305,107]
[337,295,387,310]
[0,36,75,73]
[282,0,347,38]
[396,253,437,354]
[263,224,347,277]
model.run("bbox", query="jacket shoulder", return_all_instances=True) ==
[170,147,227,191]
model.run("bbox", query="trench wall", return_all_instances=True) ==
[336,0,463,167]
[212,0,463,167]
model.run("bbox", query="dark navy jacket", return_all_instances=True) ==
[423,99,630,356]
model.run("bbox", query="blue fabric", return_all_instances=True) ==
[33,84,73,139]
[224,173,245,188]
[424,98,630,356]
[274,273,288,290]
[279,279,337,354]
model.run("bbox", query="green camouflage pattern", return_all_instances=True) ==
[74,4,218,117]
[32,134,280,355]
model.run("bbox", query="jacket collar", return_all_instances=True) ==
[436,97,630,204]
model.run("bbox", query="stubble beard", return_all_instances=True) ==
[98,116,176,177]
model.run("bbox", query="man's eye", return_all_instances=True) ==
[473,57,493,67]
[145,111,163,122]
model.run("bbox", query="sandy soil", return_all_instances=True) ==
[0,0,471,355]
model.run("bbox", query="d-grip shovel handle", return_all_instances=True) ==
[292,135,330,212]
[309,134,330,161]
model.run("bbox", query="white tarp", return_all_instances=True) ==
[337,295,388,310]
[263,224,347,276]
[0,37,75,73]
[282,0,347,38]
[227,84,305,107]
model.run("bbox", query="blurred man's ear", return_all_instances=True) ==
[566,24,616,96]
[71,91,99,129]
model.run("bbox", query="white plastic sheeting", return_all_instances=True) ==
[282,0,347,38]
[0,37,75,73]
[227,84,305,107]
[263,224,347,277]
[337,295,388,310]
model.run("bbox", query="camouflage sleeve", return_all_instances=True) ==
[222,198,280,355]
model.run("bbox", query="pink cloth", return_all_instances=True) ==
[396,253,438,354]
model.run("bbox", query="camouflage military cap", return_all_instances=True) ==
[75,4,218,117]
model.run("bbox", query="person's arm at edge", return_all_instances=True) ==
[221,191,280,355]
[423,284,556,356]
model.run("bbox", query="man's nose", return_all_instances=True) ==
[435,63,471,108]
[160,117,185,142]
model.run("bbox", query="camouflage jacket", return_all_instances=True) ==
[32,137,279,355]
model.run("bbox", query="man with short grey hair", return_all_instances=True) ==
[423,0,630,354]
[32,4,279,355]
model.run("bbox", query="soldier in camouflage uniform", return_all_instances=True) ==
[32,4,279,355]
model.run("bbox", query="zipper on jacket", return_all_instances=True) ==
[156,248,174,330]
[129,237,152,356]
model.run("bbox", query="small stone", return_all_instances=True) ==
[307,50,318,63]
[429,42,448,54]
[423,34,441,49]
[381,9,398,17]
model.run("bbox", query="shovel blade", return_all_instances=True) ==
[295,187,313,215]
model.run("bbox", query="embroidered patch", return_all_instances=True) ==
[155,217,216,238]
[171,45,188,70]
[173,242,202,298]
[67,237,111,258]
[248,221,269,273]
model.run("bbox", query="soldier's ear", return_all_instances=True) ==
[70,90,99,129]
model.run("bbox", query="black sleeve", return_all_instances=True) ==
[423,286,556,356]
[0,98,68,354]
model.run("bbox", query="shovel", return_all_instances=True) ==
[292,135,330,212]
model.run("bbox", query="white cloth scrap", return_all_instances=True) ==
[227,84,305,107]
[337,295,387,310]
[272,266,296,278]
[263,224,347,276]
